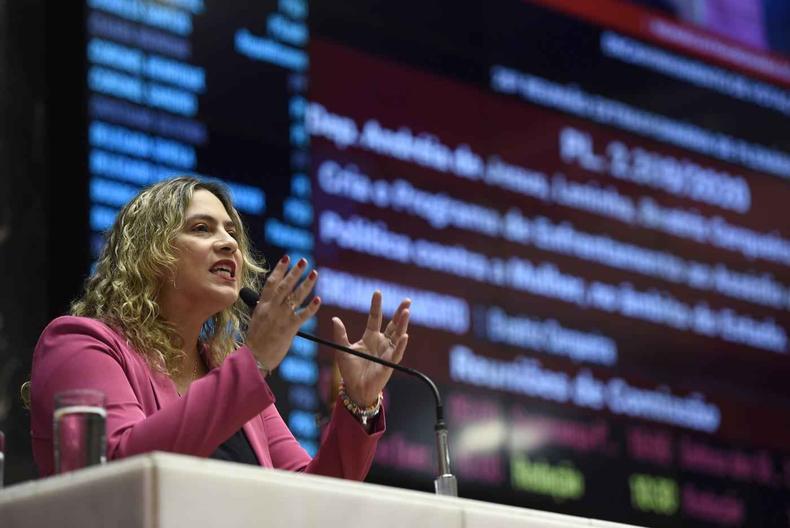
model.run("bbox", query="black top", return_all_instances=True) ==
[210,428,259,465]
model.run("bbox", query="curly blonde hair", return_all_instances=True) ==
[71,177,267,374]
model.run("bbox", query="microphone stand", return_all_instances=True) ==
[295,331,458,496]
[240,288,458,496]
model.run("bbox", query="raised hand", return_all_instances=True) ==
[332,291,411,407]
[245,256,320,372]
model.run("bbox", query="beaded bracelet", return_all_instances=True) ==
[338,382,383,426]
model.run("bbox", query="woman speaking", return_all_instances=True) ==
[29,177,410,477]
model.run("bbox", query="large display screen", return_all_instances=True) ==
[82,0,790,525]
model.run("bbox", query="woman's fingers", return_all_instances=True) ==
[365,290,384,332]
[391,300,411,333]
[382,299,411,341]
[259,255,290,302]
[272,258,308,304]
[290,268,318,308]
[262,256,319,312]
[330,293,412,405]
[246,260,320,370]
[397,307,411,335]
[387,334,408,365]
[296,295,321,323]
[331,316,351,347]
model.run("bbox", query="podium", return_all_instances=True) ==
[0,453,640,527]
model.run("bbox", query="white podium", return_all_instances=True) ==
[0,453,640,527]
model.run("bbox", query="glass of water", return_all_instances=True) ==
[53,389,107,474]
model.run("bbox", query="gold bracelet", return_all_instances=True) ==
[338,382,383,426]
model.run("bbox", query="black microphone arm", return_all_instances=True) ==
[239,287,458,496]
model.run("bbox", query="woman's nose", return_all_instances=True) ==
[216,233,238,253]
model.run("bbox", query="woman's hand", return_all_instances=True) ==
[332,291,411,407]
[245,256,320,372]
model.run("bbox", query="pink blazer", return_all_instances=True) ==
[30,316,385,478]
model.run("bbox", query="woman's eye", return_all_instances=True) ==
[192,224,209,232]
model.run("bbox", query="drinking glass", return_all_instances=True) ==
[53,389,107,474]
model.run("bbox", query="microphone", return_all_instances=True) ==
[239,286,458,496]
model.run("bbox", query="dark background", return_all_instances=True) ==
[1,1,789,526]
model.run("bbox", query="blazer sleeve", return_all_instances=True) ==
[263,393,386,480]
[31,317,273,476]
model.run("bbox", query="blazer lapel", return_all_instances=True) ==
[243,417,271,467]
[148,368,182,411]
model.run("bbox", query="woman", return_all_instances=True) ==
[30,177,410,478]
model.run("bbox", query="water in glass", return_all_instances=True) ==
[53,404,107,473]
